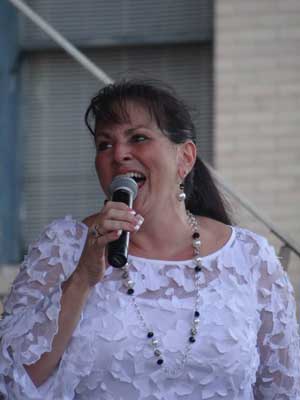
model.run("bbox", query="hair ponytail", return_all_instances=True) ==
[185,157,233,225]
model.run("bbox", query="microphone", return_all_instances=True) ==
[107,175,138,268]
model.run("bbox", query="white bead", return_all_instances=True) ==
[126,280,134,288]
[194,255,202,264]
[152,339,159,346]
[194,318,200,325]
[191,327,197,335]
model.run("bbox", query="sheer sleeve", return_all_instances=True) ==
[0,216,87,400]
[253,239,300,399]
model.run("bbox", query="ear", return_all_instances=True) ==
[177,140,197,180]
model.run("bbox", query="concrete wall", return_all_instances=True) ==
[215,0,300,309]
[0,1,21,264]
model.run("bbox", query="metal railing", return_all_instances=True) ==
[8,0,300,271]
[208,166,300,269]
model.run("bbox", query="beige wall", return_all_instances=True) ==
[215,0,300,310]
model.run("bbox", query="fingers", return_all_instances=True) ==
[80,202,144,286]
[86,201,144,247]
[103,201,136,221]
[97,201,144,234]
[88,228,122,247]
[100,217,143,233]
[89,224,103,237]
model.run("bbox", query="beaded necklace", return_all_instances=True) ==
[120,210,203,377]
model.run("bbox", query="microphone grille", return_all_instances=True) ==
[108,175,138,199]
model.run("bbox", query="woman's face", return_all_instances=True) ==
[94,102,188,216]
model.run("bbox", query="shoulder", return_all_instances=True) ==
[198,217,268,251]
[25,216,88,276]
[232,226,291,289]
[197,216,231,240]
[37,215,88,244]
[199,217,281,269]
[231,224,280,268]
[195,216,233,257]
[6,217,89,305]
[233,225,276,260]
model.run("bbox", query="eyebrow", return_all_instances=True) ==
[96,124,151,139]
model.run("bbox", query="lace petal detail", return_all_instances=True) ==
[1,223,299,399]
[0,217,88,399]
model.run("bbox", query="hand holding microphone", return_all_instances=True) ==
[75,175,141,288]
[107,175,138,268]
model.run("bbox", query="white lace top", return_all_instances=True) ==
[0,216,299,400]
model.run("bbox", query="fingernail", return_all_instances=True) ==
[136,215,144,224]
[130,210,136,215]
[134,215,144,231]
[117,229,122,236]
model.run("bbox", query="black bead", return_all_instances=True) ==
[127,288,134,295]
[189,336,196,343]
[192,232,200,239]
[194,311,200,318]
[147,331,154,338]
[157,358,164,365]
[195,265,202,272]
[179,183,184,190]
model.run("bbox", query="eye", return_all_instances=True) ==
[97,141,112,152]
[131,134,148,143]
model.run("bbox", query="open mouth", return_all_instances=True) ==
[122,172,146,189]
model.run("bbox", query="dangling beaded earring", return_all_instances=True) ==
[177,182,186,202]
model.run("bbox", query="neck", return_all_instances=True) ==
[129,205,194,260]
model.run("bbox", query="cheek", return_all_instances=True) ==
[95,155,110,190]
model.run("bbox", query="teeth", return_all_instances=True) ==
[122,172,145,179]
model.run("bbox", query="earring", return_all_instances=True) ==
[177,182,186,202]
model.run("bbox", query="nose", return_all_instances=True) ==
[112,142,132,163]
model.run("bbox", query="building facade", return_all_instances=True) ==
[215,0,300,310]
[0,0,299,313]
